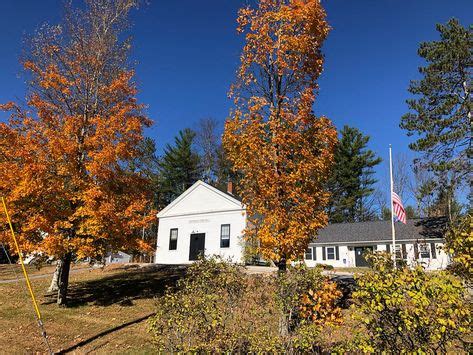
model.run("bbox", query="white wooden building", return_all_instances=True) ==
[155,180,246,264]
[155,180,448,270]
[304,218,449,270]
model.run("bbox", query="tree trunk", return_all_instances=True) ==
[57,252,72,306]
[47,262,61,293]
[277,255,287,272]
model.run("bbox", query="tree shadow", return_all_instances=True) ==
[43,264,187,307]
[416,216,448,239]
[57,312,154,354]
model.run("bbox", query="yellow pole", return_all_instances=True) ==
[1,197,42,321]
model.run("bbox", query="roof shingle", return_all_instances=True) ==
[311,217,447,245]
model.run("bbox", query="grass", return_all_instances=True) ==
[0,263,185,353]
[0,264,56,281]
[0,263,90,281]
[3,262,465,353]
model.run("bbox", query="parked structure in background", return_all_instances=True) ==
[155,180,449,270]
[304,218,449,270]
[105,251,132,264]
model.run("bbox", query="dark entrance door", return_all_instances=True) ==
[354,246,373,267]
[189,233,205,261]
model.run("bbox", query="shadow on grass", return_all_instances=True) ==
[57,312,155,354]
[43,264,187,308]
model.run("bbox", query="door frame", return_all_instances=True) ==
[354,246,373,267]
[189,233,206,261]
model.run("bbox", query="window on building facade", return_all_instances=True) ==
[220,224,230,248]
[169,228,178,250]
[326,246,335,260]
[395,244,402,259]
[419,243,430,258]
[305,247,313,260]
[402,244,408,259]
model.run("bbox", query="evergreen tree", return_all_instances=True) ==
[405,205,418,219]
[428,181,464,219]
[381,205,417,221]
[160,129,202,204]
[328,126,382,223]
[400,19,472,203]
[381,206,391,221]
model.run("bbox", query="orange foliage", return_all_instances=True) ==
[223,0,337,265]
[299,281,343,326]
[0,17,153,260]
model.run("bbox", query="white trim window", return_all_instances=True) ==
[326,246,336,260]
[305,247,313,260]
[220,224,230,248]
[419,243,430,259]
[169,228,178,250]
[395,244,402,259]
[322,246,339,261]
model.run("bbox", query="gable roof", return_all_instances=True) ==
[157,180,244,218]
[311,217,447,245]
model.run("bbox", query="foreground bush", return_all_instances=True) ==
[352,253,471,353]
[446,214,473,286]
[148,258,343,352]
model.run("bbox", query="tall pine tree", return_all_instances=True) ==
[328,126,382,223]
[159,129,202,204]
[400,19,472,218]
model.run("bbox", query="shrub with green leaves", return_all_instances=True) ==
[446,213,473,286]
[276,265,335,330]
[352,253,471,353]
[148,257,343,352]
[148,258,282,352]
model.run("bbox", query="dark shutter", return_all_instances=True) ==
[402,244,407,259]
[322,247,326,261]
[335,246,339,260]
[414,243,419,259]
[313,247,316,261]
[430,243,437,259]
[386,244,390,253]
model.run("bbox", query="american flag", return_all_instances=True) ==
[392,191,406,224]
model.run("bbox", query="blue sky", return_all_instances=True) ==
[0,0,471,204]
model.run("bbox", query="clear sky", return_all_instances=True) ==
[0,0,471,204]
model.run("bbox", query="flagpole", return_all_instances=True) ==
[389,145,396,268]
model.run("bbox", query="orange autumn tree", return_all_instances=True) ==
[223,0,337,270]
[0,0,153,305]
